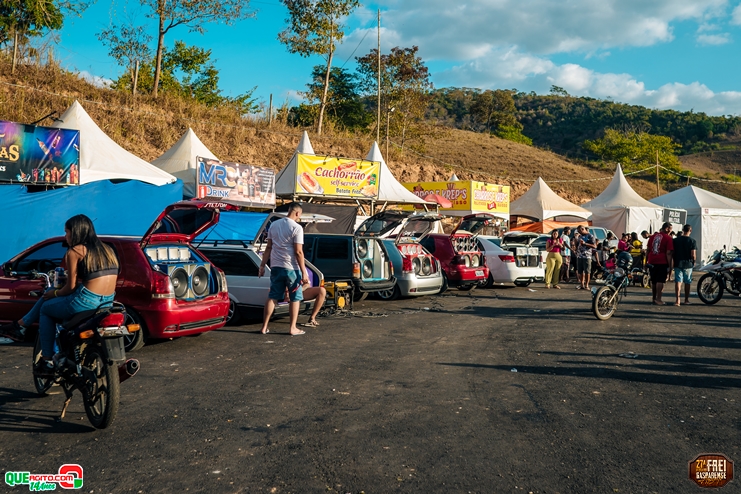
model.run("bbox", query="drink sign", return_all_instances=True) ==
[196,156,275,208]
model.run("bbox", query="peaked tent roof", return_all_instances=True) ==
[275,131,314,196]
[510,177,592,220]
[52,101,176,186]
[365,141,428,204]
[151,128,218,197]
[650,185,741,213]
[582,164,661,209]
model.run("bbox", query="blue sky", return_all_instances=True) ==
[56,0,741,115]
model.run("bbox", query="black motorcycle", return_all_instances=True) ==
[696,246,741,305]
[29,271,141,429]
[591,251,633,321]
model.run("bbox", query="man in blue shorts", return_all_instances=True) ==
[672,224,697,306]
[259,202,309,335]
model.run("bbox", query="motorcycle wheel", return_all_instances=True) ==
[592,286,617,320]
[697,273,724,305]
[32,335,55,396]
[81,346,120,429]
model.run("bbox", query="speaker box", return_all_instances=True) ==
[356,238,386,280]
[166,262,211,299]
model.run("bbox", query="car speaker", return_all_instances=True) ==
[470,254,480,267]
[190,264,210,297]
[421,256,432,275]
[357,239,369,259]
[168,265,190,298]
[412,257,421,274]
[362,260,373,278]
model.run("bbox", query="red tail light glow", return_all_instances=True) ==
[498,254,516,263]
[152,271,175,299]
[99,313,125,327]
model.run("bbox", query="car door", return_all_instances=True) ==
[0,240,67,323]
[198,248,269,308]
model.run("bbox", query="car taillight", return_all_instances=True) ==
[99,313,125,327]
[402,257,413,273]
[498,254,516,263]
[216,267,228,293]
[152,271,175,299]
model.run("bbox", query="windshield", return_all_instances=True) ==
[194,211,269,244]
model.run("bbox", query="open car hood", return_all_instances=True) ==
[451,213,496,236]
[140,201,239,248]
[501,232,540,246]
[355,211,441,243]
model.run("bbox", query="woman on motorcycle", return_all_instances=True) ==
[0,215,119,375]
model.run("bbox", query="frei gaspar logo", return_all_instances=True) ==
[689,454,734,489]
[5,464,83,491]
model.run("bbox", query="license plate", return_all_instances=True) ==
[475,270,484,277]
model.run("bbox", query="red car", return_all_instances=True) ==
[419,214,492,291]
[0,201,231,351]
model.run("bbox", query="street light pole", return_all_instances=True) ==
[386,107,395,158]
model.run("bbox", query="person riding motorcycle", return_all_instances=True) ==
[0,215,119,375]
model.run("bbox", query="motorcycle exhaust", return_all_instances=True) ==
[118,358,140,383]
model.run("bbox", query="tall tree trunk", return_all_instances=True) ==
[317,29,334,135]
[11,30,18,75]
[152,6,165,98]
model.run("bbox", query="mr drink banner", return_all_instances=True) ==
[0,121,80,185]
[196,156,276,207]
[295,154,380,199]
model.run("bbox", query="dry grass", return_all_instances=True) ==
[2,55,739,203]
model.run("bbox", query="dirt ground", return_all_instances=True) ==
[1,282,739,493]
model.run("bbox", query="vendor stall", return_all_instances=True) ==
[510,177,592,233]
[402,180,510,219]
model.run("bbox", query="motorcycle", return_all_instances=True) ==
[591,251,634,320]
[28,270,141,429]
[696,246,741,305]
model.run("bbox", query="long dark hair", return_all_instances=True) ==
[65,214,118,273]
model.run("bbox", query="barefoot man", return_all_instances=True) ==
[259,202,309,335]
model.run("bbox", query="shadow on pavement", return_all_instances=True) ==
[0,387,95,433]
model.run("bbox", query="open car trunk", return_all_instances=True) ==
[501,233,541,268]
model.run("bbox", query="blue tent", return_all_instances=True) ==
[0,180,183,263]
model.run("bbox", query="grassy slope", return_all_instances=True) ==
[1,56,738,203]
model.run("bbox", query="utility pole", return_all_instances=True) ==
[655,150,660,197]
[376,9,381,144]
[133,60,140,96]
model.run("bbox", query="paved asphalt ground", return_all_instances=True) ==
[1,281,739,493]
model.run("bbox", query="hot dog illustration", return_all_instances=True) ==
[337,161,357,172]
[298,172,321,193]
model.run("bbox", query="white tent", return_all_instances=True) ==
[151,128,218,198]
[52,101,176,186]
[651,185,741,264]
[582,164,666,236]
[275,131,315,196]
[365,142,428,205]
[510,177,592,221]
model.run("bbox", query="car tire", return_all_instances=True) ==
[123,308,146,352]
[439,272,449,293]
[458,284,476,292]
[482,273,495,288]
[227,299,242,326]
[377,285,401,301]
[514,280,531,287]
[353,291,369,302]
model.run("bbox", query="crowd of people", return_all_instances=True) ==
[545,222,697,306]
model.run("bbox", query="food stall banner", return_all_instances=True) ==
[295,154,380,199]
[403,181,510,216]
[196,156,276,207]
[0,121,80,185]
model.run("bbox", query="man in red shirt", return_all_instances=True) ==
[646,222,674,305]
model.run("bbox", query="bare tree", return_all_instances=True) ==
[278,0,359,135]
[141,0,255,98]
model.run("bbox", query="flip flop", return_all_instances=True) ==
[301,320,319,328]
[261,329,269,334]
[291,330,306,336]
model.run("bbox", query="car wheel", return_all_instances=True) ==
[123,308,146,352]
[227,299,242,326]
[481,273,494,288]
[458,284,476,291]
[353,291,368,302]
[439,272,449,293]
[376,285,401,301]
[514,280,531,287]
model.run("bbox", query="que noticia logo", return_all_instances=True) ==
[689,454,734,488]
[5,464,83,491]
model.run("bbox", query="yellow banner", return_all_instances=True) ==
[402,181,510,216]
[295,154,380,199]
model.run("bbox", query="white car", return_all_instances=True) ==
[477,237,545,287]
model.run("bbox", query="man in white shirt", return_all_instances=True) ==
[259,203,309,335]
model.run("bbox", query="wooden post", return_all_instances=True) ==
[268,94,273,126]
[655,150,660,197]
[133,60,140,96]
[12,31,18,75]
[376,9,381,143]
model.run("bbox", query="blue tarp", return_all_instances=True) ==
[195,211,269,242]
[0,180,183,263]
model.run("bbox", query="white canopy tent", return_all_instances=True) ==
[275,131,315,196]
[51,101,176,186]
[511,177,592,221]
[582,164,666,236]
[151,128,218,198]
[651,186,741,265]
[365,141,428,205]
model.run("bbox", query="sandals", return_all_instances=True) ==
[0,321,25,342]
[301,320,320,328]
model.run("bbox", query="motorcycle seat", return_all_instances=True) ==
[62,309,100,330]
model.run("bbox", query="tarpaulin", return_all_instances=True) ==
[0,180,183,263]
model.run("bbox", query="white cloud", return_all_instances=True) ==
[77,71,113,88]
[731,4,741,24]
[697,33,732,44]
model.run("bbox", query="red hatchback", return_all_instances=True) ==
[0,201,231,351]
[419,214,492,291]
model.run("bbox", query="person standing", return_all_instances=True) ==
[575,226,597,290]
[259,203,309,336]
[647,222,674,305]
[672,224,697,306]
[544,229,564,289]
[560,227,572,283]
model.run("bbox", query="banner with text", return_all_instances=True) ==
[403,181,510,218]
[196,157,275,207]
[0,121,80,185]
[295,154,380,199]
